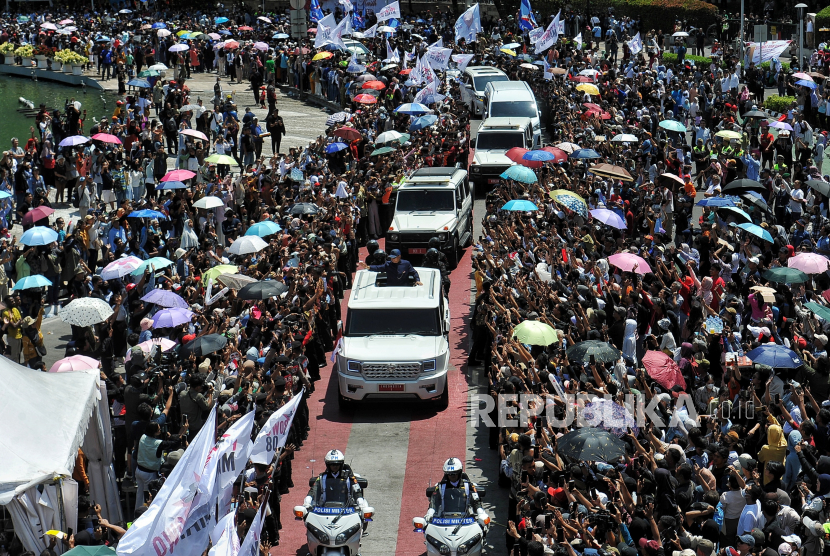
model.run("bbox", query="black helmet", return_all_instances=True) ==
[366,239,379,255]
[425,248,439,261]
[373,249,387,263]
[428,237,441,249]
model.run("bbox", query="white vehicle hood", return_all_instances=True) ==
[342,335,447,362]
[472,150,512,166]
[392,212,456,233]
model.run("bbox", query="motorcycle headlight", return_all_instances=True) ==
[426,535,451,555]
[335,524,361,544]
[422,359,436,373]
[307,523,330,544]
[347,360,361,373]
[457,534,482,554]
[389,233,399,242]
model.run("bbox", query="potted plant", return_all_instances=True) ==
[69,52,89,76]
[14,44,34,67]
[34,44,55,69]
[0,42,14,64]
[54,49,72,72]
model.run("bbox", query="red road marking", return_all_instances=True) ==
[394,248,472,556]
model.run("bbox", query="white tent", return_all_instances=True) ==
[0,360,121,553]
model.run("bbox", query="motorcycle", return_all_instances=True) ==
[294,476,374,556]
[413,485,489,556]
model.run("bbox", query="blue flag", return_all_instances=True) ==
[310,0,324,22]
[352,8,365,29]
[519,0,537,30]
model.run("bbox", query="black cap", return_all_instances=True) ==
[273,376,287,388]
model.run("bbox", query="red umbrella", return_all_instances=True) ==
[23,206,55,225]
[505,147,543,169]
[333,127,361,141]
[223,40,240,50]
[571,75,594,83]
[307,28,317,33]
[583,102,602,111]
[238,26,253,31]
[361,80,386,90]
[642,351,686,391]
[161,169,196,182]
[354,94,378,104]
[541,146,568,163]
[399,68,412,75]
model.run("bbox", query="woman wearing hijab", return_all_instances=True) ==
[622,308,638,366]
[180,218,199,250]
[783,430,803,491]
[654,467,679,517]
[758,424,787,484]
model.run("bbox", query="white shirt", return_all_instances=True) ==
[737,500,764,535]
[789,187,805,213]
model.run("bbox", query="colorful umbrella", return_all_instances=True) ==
[141,289,189,309]
[59,135,90,147]
[642,350,686,390]
[658,120,687,133]
[130,257,175,276]
[590,163,633,181]
[354,94,378,104]
[23,206,55,225]
[60,298,114,327]
[333,127,361,141]
[788,253,830,274]
[589,208,626,229]
[506,147,542,169]
[101,256,143,280]
[575,83,600,95]
[696,197,736,208]
[395,103,431,115]
[541,146,568,162]
[91,133,122,144]
[571,148,602,159]
[410,114,438,131]
[325,142,350,153]
[202,265,239,284]
[805,302,830,323]
[48,355,100,373]
[554,142,581,153]
[161,169,196,181]
[608,252,651,274]
[125,338,177,362]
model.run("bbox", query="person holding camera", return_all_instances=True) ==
[134,417,187,511]
[178,374,215,440]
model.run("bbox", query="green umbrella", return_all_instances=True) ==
[566,340,621,363]
[370,146,396,156]
[138,69,160,77]
[512,320,558,346]
[805,302,830,322]
[762,267,809,284]
[203,264,239,284]
[63,547,117,556]
[205,154,240,166]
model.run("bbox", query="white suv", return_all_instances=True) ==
[336,267,450,409]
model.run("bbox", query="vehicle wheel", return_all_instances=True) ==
[462,219,473,247]
[338,392,355,411]
[435,379,449,410]
[448,235,460,270]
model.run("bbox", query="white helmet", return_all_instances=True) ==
[443,457,463,474]
[325,450,345,472]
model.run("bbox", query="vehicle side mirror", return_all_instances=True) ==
[477,487,486,498]
[308,477,317,488]
[413,517,427,532]
[426,487,435,498]
[456,198,462,209]
[293,506,308,519]
[357,477,369,489]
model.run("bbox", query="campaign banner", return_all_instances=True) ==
[249,390,303,465]
[529,26,544,44]
[534,10,559,54]
[426,47,453,70]
[376,0,400,21]
[745,40,791,63]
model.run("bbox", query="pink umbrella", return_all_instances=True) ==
[59,19,74,24]
[792,72,813,81]
[208,32,221,40]
[788,252,830,274]
[253,41,269,51]
[49,355,100,373]
[161,169,196,182]
[181,129,209,141]
[101,256,143,280]
[126,338,177,362]
[769,121,793,131]
[41,22,57,30]
[608,252,651,274]
[641,350,686,391]
[92,133,122,144]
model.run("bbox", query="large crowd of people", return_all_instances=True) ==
[1,3,830,556]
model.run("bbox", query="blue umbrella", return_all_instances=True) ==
[659,119,688,133]
[129,209,168,219]
[0,191,11,199]
[410,114,438,131]
[325,142,349,153]
[500,165,537,184]
[571,148,602,159]
[717,206,752,222]
[159,180,188,189]
[151,22,167,29]
[746,344,803,369]
[737,222,773,242]
[13,274,52,291]
[127,78,152,88]
[218,29,232,35]
[20,226,58,246]
[246,221,282,237]
[523,150,556,162]
[395,103,431,115]
[95,36,111,42]
[502,200,539,211]
[153,307,194,328]
[696,197,736,208]
[796,79,818,89]
[141,289,189,309]
[418,93,446,105]
[59,135,90,147]
[131,257,175,276]
[272,33,289,39]
[215,16,230,23]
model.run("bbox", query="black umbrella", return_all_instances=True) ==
[743,110,768,118]
[180,333,228,357]
[556,427,627,462]
[741,193,770,213]
[806,179,830,197]
[290,203,319,215]
[722,179,766,194]
[566,340,621,364]
[237,280,289,300]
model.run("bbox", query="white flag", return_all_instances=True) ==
[452,53,474,72]
[117,409,217,556]
[407,44,417,61]
[534,10,560,54]
[385,39,400,62]
[237,493,268,556]
[215,410,256,518]
[314,13,336,48]
[574,32,583,50]
[375,1,401,22]
[429,37,443,49]
[529,26,544,44]
[410,53,428,85]
[543,59,553,81]
[208,512,239,556]
[557,20,565,35]
[363,23,377,38]
[249,390,304,465]
[454,3,481,43]
[330,16,349,50]
[426,47,453,70]
[628,32,643,55]
[338,0,353,12]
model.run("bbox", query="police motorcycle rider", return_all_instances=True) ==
[364,239,387,266]
[304,450,370,533]
[424,458,488,527]
[422,237,451,296]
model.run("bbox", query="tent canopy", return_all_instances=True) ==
[0,364,100,505]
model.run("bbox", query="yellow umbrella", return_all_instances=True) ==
[176,30,192,36]
[500,48,516,56]
[715,130,742,140]
[550,189,587,205]
[576,83,600,95]
[202,265,239,284]
[312,51,333,61]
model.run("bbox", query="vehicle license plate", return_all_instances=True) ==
[379,384,405,392]
[409,248,426,255]
[487,178,500,184]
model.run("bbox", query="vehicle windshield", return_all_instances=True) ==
[440,488,469,517]
[396,190,454,212]
[472,74,508,93]
[320,476,351,508]
[347,308,440,336]
[489,100,537,119]
[476,132,525,150]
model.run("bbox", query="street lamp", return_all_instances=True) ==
[796,3,807,70]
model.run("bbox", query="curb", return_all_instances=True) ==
[276,83,342,113]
